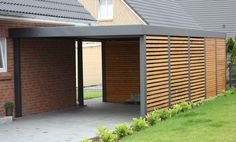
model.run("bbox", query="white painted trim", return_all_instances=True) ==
[121,0,147,25]
[0,38,7,73]
[0,15,89,26]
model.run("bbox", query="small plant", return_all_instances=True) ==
[146,111,160,126]
[81,139,92,142]
[158,109,171,120]
[97,127,117,142]
[4,102,14,109]
[222,88,236,96]
[4,101,14,116]
[179,102,192,112]
[114,123,132,139]
[131,117,148,131]
[170,104,182,117]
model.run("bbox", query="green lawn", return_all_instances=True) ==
[122,94,236,142]
[84,91,102,100]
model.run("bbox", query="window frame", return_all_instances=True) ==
[98,0,113,20]
[0,38,7,73]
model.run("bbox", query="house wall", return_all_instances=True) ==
[21,38,76,116]
[0,20,73,117]
[82,44,102,87]
[104,39,140,103]
[145,35,225,112]
[80,0,143,25]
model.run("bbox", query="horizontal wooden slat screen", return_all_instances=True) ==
[216,39,226,95]
[190,38,205,103]
[146,36,170,112]
[170,37,190,105]
[146,36,214,112]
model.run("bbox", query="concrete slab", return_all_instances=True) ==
[0,98,139,142]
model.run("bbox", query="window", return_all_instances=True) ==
[0,38,7,72]
[98,0,113,19]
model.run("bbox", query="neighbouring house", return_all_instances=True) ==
[0,0,226,119]
[0,0,95,117]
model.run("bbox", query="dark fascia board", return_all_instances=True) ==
[9,25,226,39]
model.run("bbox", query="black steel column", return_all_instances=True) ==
[187,37,192,101]
[167,36,172,107]
[215,39,218,96]
[14,38,22,117]
[77,40,84,106]
[102,40,107,102]
[204,39,207,99]
[140,36,147,117]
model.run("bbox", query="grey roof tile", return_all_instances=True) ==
[124,0,202,30]
[0,0,95,23]
[176,0,236,37]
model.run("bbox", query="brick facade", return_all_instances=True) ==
[0,20,75,117]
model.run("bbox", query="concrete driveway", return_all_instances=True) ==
[0,98,139,142]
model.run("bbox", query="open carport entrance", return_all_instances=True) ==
[10,26,145,117]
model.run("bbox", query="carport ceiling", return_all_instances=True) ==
[9,25,225,39]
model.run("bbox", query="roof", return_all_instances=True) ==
[0,0,95,24]
[176,0,236,37]
[9,25,225,39]
[123,0,202,30]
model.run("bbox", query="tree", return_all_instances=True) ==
[226,38,236,64]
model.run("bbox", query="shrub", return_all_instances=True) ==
[146,111,160,126]
[4,102,14,109]
[170,104,182,117]
[97,127,117,142]
[131,117,148,131]
[222,88,236,96]
[179,102,192,112]
[81,139,92,142]
[114,123,132,139]
[158,109,171,120]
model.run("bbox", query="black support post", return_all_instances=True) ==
[102,40,107,102]
[77,40,84,106]
[187,37,192,101]
[167,36,172,107]
[14,38,22,117]
[140,36,147,117]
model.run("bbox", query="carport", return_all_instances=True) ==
[9,25,226,118]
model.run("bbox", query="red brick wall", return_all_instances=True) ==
[21,38,76,116]
[0,20,74,117]
[105,39,140,103]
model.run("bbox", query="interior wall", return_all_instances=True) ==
[105,39,140,103]
[21,38,76,116]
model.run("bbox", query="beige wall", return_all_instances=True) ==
[76,43,102,87]
[80,0,144,25]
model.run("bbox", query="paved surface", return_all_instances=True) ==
[0,98,139,142]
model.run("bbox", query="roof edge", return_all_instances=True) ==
[9,25,226,39]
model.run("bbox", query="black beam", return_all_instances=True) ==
[77,40,84,106]
[102,40,107,102]
[13,38,22,117]
[9,25,226,39]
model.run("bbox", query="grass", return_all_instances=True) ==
[122,94,236,142]
[84,91,102,100]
